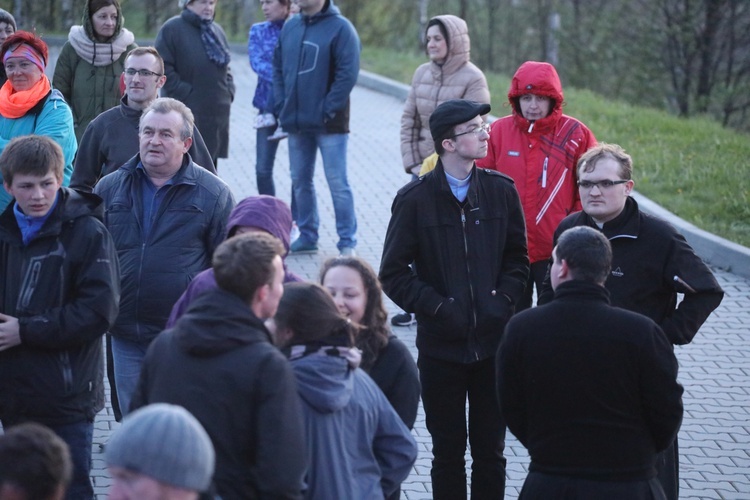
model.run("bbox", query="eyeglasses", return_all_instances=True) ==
[124,68,162,78]
[577,179,629,190]
[451,122,491,139]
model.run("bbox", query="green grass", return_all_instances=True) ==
[361,46,750,248]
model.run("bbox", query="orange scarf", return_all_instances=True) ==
[0,76,51,119]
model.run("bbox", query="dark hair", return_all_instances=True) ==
[1,31,48,66]
[86,0,123,42]
[89,0,120,15]
[320,256,389,371]
[275,282,358,347]
[126,46,165,76]
[577,142,633,180]
[425,18,449,55]
[213,232,284,302]
[0,135,64,185]
[555,226,612,284]
[434,126,457,155]
[0,423,72,499]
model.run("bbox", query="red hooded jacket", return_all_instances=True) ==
[477,61,596,264]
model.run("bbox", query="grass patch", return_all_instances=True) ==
[361,46,750,247]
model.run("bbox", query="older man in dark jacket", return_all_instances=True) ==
[95,97,234,417]
[380,99,529,499]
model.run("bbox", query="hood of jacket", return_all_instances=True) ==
[290,352,355,413]
[172,288,273,356]
[82,0,124,42]
[429,15,471,78]
[225,195,292,256]
[302,0,341,22]
[508,61,564,134]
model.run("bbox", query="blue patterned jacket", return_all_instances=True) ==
[249,20,284,112]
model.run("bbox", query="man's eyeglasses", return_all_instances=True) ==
[451,123,491,139]
[577,179,629,190]
[124,68,162,78]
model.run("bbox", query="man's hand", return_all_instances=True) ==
[0,313,21,351]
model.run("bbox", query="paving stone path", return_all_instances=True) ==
[44,48,748,499]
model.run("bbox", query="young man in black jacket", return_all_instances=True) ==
[498,225,684,499]
[538,143,724,499]
[380,99,529,499]
[0,135,120,500]
[131,232,307,500]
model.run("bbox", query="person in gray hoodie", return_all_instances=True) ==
[273,282,417,499]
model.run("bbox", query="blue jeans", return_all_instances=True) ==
[288,132,357,250]
[111,336,151,417]
[51,420,95,500]
[256,125,281,196]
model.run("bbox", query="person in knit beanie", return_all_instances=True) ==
[105,403,215,500]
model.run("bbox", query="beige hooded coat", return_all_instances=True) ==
[399,15,490,172]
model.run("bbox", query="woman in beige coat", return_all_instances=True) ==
[400,14,490,177]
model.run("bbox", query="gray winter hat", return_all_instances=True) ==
[0,9,16,31]
[178,0,193,8]
[105,403,215,492]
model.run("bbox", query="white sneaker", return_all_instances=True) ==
[253,113,276,129]
[268,127,289,141]
[290,222,300,242]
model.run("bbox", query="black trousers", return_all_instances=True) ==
[519,471,666,500]
[418,354,506,499]
[516,261,549,312]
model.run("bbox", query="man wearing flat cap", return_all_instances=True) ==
[380,99,529,498]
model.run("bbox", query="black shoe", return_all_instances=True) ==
[391,312,416,327]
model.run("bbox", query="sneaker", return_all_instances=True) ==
[253,113,276,129]
[290,238,318,254]
[391,312,416,327]
[268,126,289,141]
[339,247,356,257]
[290,222,300,242]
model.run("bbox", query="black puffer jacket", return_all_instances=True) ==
[380,160,529,363]
[0,188,120,425]
[94,154,234,343]
[131,289,307,500]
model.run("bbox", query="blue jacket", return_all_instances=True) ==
[94,154,235,343]
[0,87,77,209]
[249,20,284,113]
[289,350,417,499]
[273,0,360,134]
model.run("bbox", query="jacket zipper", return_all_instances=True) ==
[60,351,74,394]
[460,208,479,360]
[542,156,548,188]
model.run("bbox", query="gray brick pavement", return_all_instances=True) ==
[68,49,750,498]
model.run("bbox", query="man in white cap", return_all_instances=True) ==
[105,403,215,500]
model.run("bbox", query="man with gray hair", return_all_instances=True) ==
[498,226,684,499]
[105,403,215,500]
[94,97,235,417]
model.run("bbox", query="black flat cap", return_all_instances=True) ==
[429,99,491,142]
